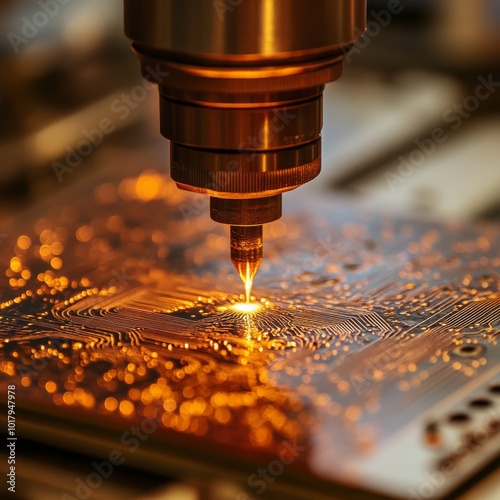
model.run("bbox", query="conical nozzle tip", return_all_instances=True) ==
[233,259,261,302]
[230,225,263,303]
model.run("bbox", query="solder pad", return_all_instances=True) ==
[0,159,499,500]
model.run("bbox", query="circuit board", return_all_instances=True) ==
[0,154,499,499]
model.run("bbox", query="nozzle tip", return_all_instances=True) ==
[230,225,262,302]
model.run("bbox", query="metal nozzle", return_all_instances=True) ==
[123,0,366,295]
[230,226,262,303]
[213,197,276,299]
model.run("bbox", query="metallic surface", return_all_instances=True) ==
[0,161,499,499]
[124,0,365,62]
[170,142,321,199]
[161,95,323,151]
[211,197,282,225]
[124,0,367,287]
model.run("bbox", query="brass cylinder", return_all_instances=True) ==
[124,0,366,226]
[124,0,365,63]
[211,196,282,225]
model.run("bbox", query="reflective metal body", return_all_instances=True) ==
[124,0,366,286]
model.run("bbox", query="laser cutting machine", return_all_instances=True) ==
[1,2,500,500]
[123,0,366,297]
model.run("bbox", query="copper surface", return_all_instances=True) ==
[1,163,499,499]
[124,0,366,62]
[211,197,282,226]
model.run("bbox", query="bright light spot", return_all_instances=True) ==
[17,235,32,250]
[134,170,163,200]
[9,257,22,273]
[231,303,261,314]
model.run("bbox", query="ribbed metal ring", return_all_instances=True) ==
[171,141,321,197]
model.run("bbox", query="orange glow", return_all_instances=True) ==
[9,257,22,273]
[134,170,163,200]
[51,257,63,270]
[76,226,93,243]
[45,381,57,393]
[119,400,134,416]
[104,397,118,412]
[16,235,32,250]
[231,302,261,314]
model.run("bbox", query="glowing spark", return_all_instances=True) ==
[244,278,253,304]
[231,303,261,314]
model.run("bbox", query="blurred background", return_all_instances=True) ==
[1,2,500,498]
[0,0,500,227]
